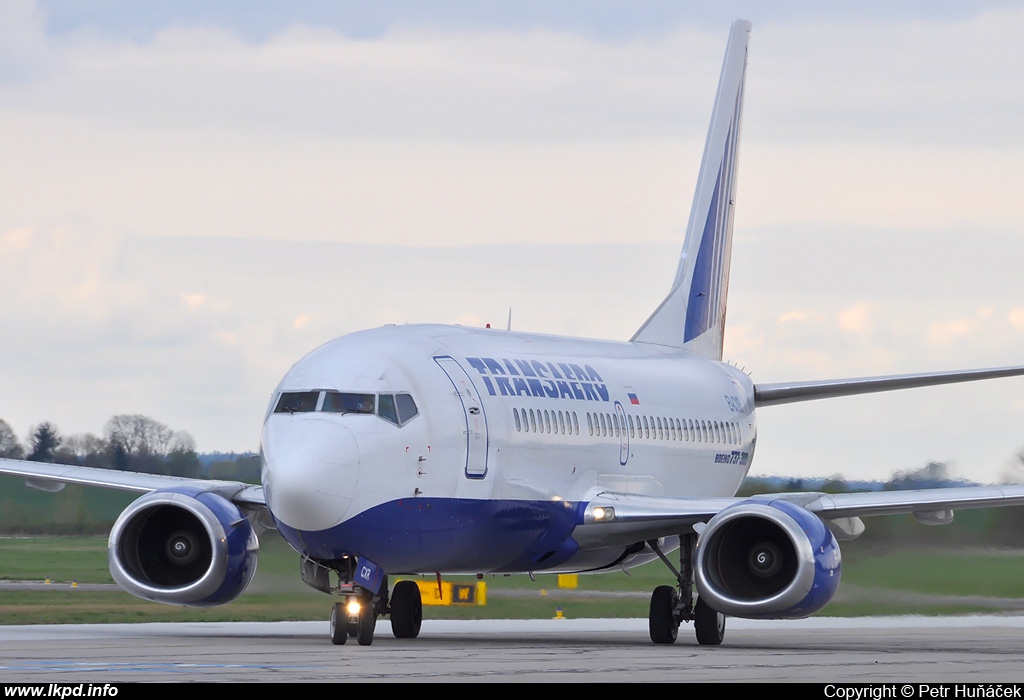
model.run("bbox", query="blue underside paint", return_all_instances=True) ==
[275,497,588,574]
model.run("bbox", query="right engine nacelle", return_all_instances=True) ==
[693,499,841,619]
[108,487,259,607]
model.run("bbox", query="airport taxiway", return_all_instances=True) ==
[2,616,1024,682]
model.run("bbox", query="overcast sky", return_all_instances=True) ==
[2,1,1023,482]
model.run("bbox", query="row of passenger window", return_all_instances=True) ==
[274,391,419,427]
[513,407,581,436]
[512,407,742,445]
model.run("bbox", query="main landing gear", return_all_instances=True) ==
[647,533,726,646]
[325,570,423,646]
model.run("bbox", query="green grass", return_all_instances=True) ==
[3,536,1024,624]
[839,547,1024,598]
[0,536,112,583]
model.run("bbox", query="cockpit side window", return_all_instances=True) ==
[377,394,399,425]
[274,391,320,414]
[395,393,418,424]
[322,392,375,415]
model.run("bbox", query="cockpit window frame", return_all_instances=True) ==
[271,389,420,428]
[273,391,321,414]
[321,391,376,415]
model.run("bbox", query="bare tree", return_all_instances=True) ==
[58,433,110,467]
[63,433,106,458]
[0,419,24,458]
[103,414,174,459]
[169,430,196,453]
[102,415,199,475]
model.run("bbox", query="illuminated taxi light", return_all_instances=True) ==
[346,599,362,616]
[593,506,615,521]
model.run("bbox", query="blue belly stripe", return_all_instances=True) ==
[275,498,588,574]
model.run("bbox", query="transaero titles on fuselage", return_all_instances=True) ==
[465,356,610,402]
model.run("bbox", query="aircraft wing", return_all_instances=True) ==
[575,485,1024,546]
[0,457,266,507]
[754,366,1024,407]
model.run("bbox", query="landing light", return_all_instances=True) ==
[593,507,615,521]
[346,599,361,616]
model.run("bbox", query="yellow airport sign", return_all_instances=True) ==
[405,579,487,606]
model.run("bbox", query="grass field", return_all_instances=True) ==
[2,534,1023,624]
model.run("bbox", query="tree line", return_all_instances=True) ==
[0,415,200,478]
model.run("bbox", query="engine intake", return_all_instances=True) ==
[109,488,259,607]
[694,499,840,619]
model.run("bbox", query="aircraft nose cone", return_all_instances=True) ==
[261,416,360,532]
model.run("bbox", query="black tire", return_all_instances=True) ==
[390,580,423,639]
[648,585,679,644]
[329,602,347,645]
[694,597,726,646]
[357,595,376,646]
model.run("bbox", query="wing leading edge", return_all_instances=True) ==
[0,457,265,507]
[576,485,1024,546]
[754,366,1024,407]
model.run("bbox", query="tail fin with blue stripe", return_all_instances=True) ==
[631,20,750,360]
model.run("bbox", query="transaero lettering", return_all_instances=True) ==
[465,356,610,402]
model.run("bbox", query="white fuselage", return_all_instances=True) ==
[261,324,757,574]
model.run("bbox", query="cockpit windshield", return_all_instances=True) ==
[274,391,320,414]
[273,390,418,426]
[322,392,375,414]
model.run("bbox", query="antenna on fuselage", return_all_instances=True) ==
[506,307,512,331]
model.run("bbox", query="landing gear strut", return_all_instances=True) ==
[647,533,726,646]
[317,558,386,646]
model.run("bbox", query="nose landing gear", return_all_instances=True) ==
[321,562,424,646]
[329,592,378,646]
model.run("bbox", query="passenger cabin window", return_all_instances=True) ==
[274,391,320,414]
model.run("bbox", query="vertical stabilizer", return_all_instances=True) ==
[631,20,750,359]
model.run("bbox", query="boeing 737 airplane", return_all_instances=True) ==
[3,20,1024,647]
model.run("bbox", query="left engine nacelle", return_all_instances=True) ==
[693,498,841,619]
[109,487,259,607]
